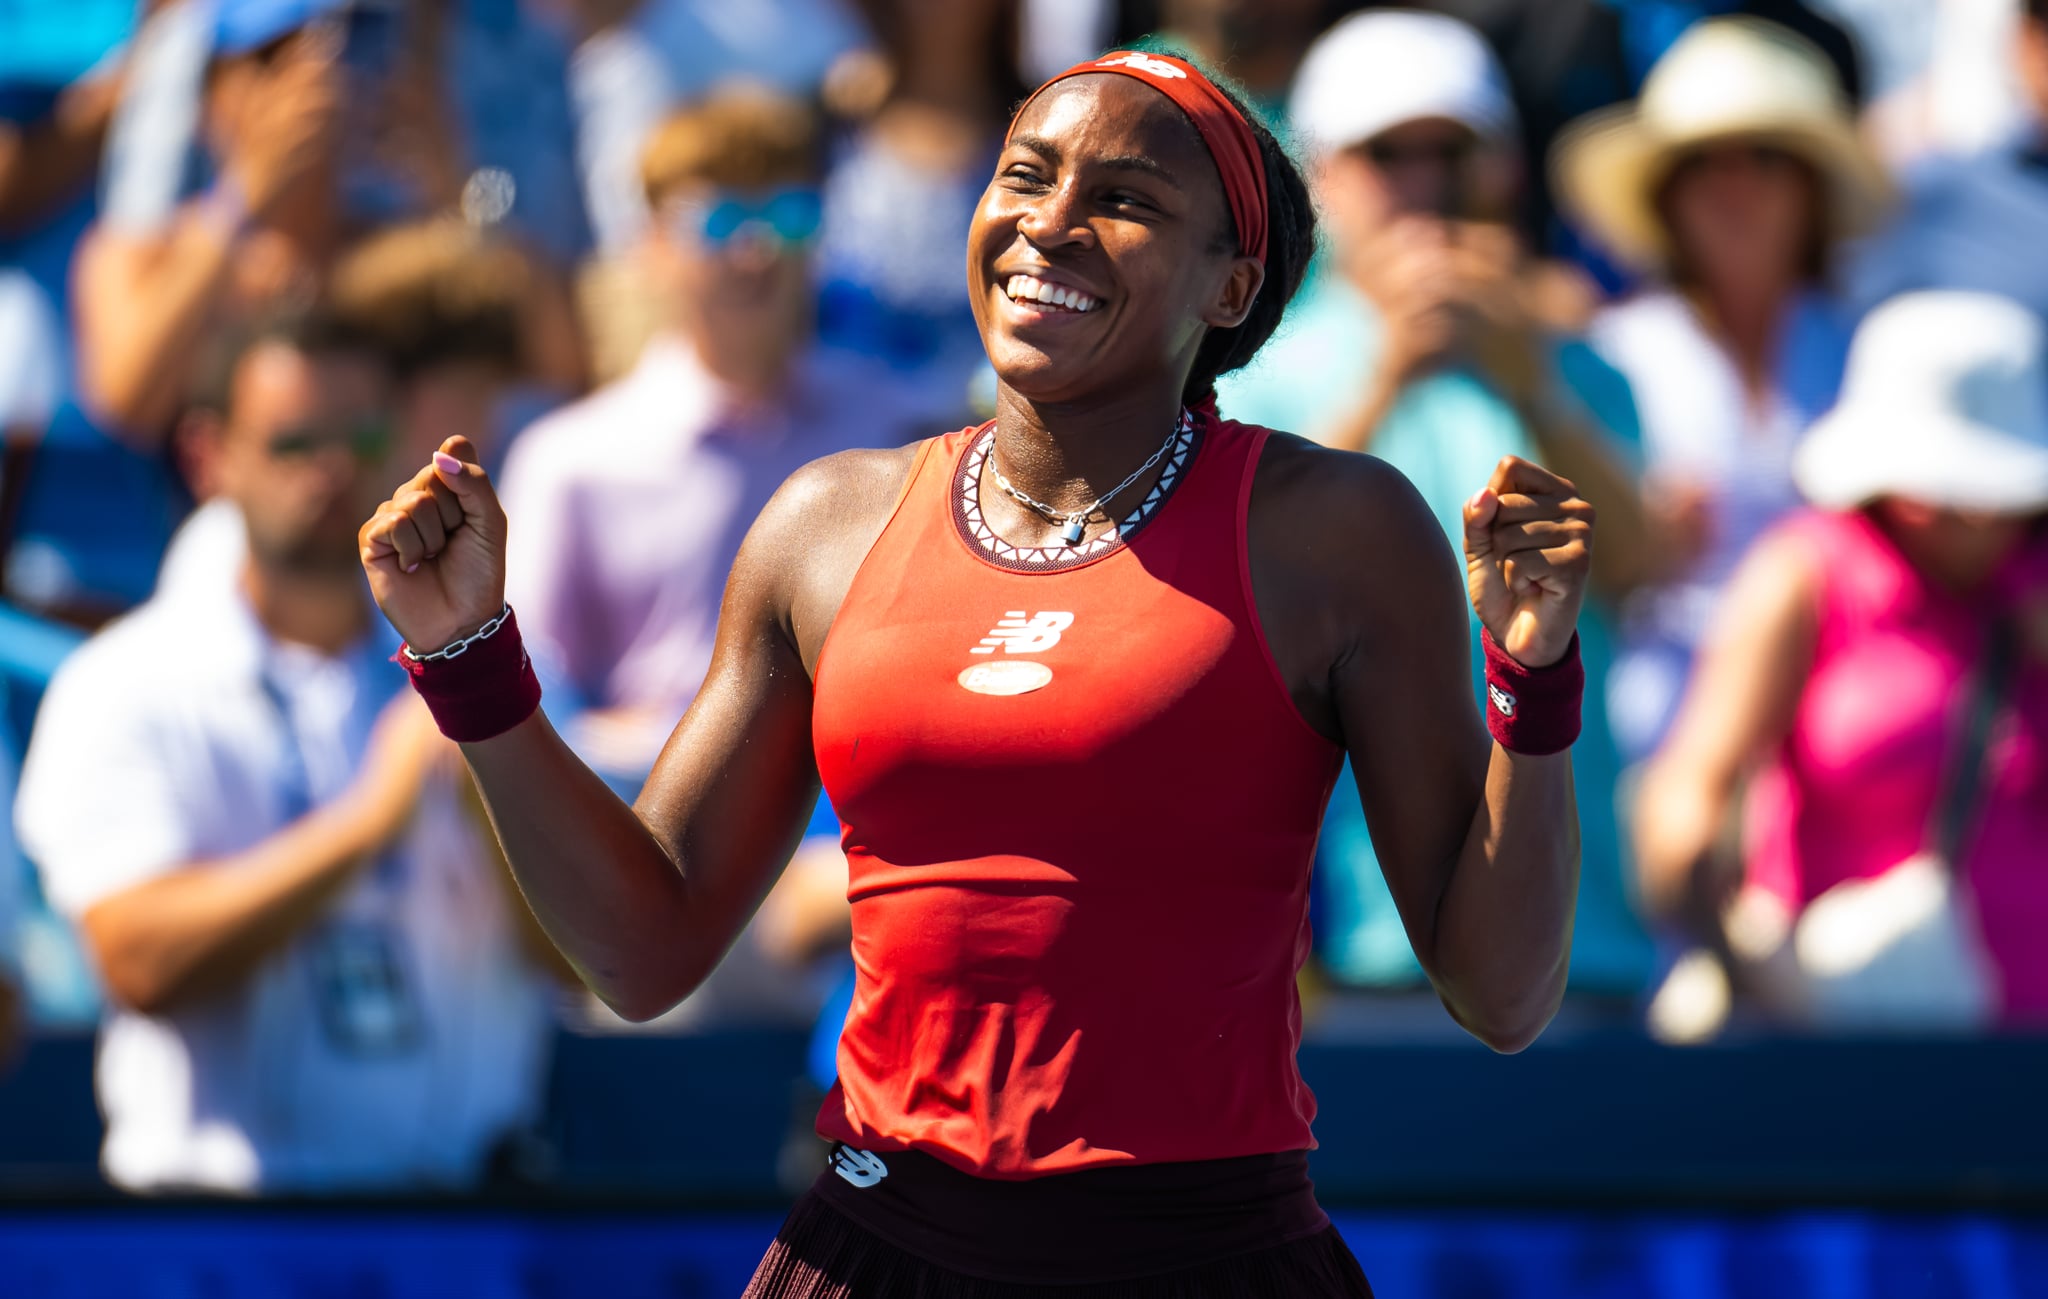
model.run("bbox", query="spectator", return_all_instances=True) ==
[504,90,910,1028]
[1553,17,1891,760]
[74,0,586,445]
[550,0,871,255]
[14,310,556,1192]
[1849,0,2048,326]
[812,0,1024,408]
[1636,291,2048,1032]
[503,91,932,790]
[156,218,544,600]
[1219,10,1656,1005]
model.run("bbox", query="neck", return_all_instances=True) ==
[985,380,1188,539]
[683,325,804,406]
[241,559,367,655]
[1694,276,1793,389]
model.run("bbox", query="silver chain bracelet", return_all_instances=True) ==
[401,604,513,663]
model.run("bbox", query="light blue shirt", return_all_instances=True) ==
[1218,259,1655,994]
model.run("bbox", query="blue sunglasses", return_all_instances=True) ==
[672,188,824,249]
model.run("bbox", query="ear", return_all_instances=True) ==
[1201,255,1266,331]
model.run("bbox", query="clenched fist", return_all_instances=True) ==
[359,436,507,653]
[1463,456,1594,669]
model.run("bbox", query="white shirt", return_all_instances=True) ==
[15,577,553,1193]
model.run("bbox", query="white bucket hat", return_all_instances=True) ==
[1549,17,1892,269]
[1289,10,1518,156]
[1794,291,2048,514]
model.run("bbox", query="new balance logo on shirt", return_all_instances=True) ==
[831,1145,889,1188]
[970,611,1073,655]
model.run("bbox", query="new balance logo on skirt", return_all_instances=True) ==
[831,1146,889,1188]
[970,611,1073,655]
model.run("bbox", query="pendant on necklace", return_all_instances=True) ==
[1061,518,1086,546]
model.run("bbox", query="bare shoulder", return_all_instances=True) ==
[1248,431,1451,594]
[741,441,929,673]
[1243,431,1464,740]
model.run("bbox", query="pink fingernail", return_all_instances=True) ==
[433,452,463,475]
[403,562,419,574]
[1468,489,1489,510]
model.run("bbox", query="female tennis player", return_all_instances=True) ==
[361,51,1590,1297]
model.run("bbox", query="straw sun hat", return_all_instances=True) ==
[1550,17,1892,270]
[1794,291,2048,515]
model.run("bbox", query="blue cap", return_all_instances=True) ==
[213,0,349,58]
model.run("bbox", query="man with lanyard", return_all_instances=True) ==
[15,310,555,1192]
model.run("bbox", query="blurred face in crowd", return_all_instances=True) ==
[1317,119,1517,248]
[203,34,343,214]
[2022,12,2048,125]
[216,342,394,576]
[1874,499,2038,592]
[1658,141,1820,297]
[1163,0,1323,57]
[649,182,820,389]
[969,75,1258,406]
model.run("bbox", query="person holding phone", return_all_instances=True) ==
[1219,10,1656,1011]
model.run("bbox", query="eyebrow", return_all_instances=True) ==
[1007,133,1186,191]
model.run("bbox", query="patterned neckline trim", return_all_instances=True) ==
[951,412,1201,574]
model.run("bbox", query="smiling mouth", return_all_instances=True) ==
[1004,274,1102,314]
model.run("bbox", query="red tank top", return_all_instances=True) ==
[811,410,1342,1179]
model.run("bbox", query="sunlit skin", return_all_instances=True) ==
[357,71,1588,1058]
[967,75,1259,543]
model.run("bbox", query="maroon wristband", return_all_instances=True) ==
[1482,627,1583,756]
[395,606,543,743]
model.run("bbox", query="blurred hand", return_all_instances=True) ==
[359,435,507,653]
[226,37,343,221]
[1463,456,1595,669]
[1353,217,1461,391]
[1644,478,1717,581]
[1446,222,1548,406]
[337,693,455,852]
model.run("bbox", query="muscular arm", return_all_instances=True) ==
[84,800,377,1015]
[429,448,911,1022]
[81,697,443,1015]
[1633,530,1819,922]
[1253,440,1580,1052]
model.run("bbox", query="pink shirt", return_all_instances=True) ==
[1744,510,2048,1022]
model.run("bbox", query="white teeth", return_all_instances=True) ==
[1004,274,1099,313]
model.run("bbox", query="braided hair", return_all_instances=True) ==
[1180,83,1317,409]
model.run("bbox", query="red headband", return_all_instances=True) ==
[1008,51,1269,267]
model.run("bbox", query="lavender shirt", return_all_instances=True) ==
[500,337,941,774]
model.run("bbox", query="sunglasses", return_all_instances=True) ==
[264,419,394,463]
[1364,135,1477,170]
[668,188,824,249]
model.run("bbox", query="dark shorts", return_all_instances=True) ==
[742,1144,1375,1298]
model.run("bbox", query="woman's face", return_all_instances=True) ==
[1875,498,2035,592]
[968,75,1261,406]
[1659,142,1819,294]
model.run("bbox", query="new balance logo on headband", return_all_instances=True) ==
[1096,52,1187,79]
[830,1146,889,1189]
[970,611,1074,655]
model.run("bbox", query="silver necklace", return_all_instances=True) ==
[989,415,1184,547]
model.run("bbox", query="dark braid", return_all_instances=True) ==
[1182,83,1317,408]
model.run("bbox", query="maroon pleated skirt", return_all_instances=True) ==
[742,1145,1375,1298]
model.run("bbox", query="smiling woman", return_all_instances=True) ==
[357,49,1595,1299]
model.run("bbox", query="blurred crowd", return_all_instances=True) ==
[0,0,2044,1195]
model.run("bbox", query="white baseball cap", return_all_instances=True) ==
[1795,292,2048,514]
[1289,10,1519,155]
